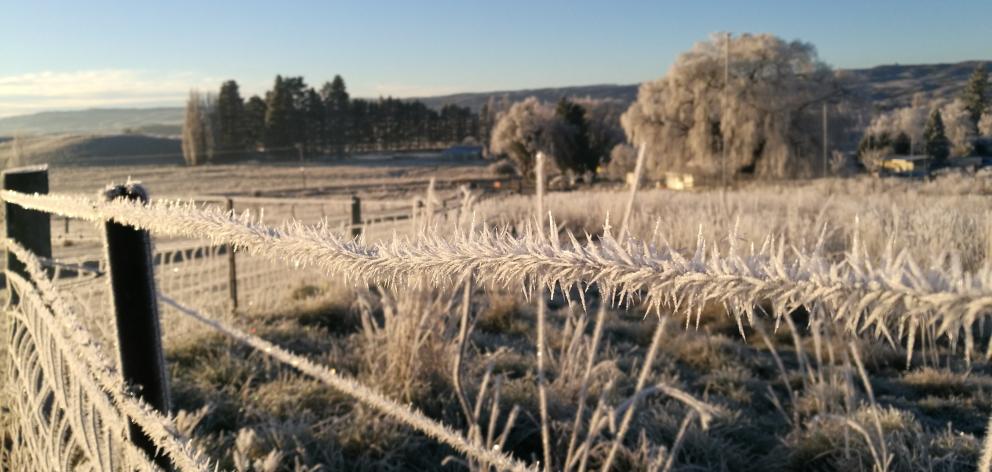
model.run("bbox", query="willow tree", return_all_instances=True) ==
[490,97,560,176]
[622,33,846,179]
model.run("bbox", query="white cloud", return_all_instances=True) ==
[0,69,221,117]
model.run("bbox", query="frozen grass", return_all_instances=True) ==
[474,175,992,270]
[5,172,992,470]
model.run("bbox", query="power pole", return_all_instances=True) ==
[296,143,306,190]
[822,102,828,178]
[722,32,730,189]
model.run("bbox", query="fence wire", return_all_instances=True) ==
[157,293,535,472]
[2,240,211,472]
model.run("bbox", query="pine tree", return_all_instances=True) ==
[892,132,911,155]
[555,98,595,173]
[961,63,989,127]
[243,96,267,151]
[264,76,291,152]
[215,80,246,159]
[924,109,950,165]
[282,76,309,149]
[321,75,350,157]
[303,88,324,156]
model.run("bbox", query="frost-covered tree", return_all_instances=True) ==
[924,109,950,164]
[605,143,638,180]
[621,33,846,179]
[867,93,929,154]
[490,97,560,175]
[940,98,977,156]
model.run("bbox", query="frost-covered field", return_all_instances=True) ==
[47,155,497,197]
[89,172,987,472]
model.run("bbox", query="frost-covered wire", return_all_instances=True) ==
[5,190,992,359]
[157,293,535,472]
[4,239,212,471]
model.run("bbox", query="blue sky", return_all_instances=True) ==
[1,0,990,116]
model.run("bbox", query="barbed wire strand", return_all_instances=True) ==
[156,293,535,472]
[4,189,992,362]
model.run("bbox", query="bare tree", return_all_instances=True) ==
[181,90,217,166]
[622,33,847,179]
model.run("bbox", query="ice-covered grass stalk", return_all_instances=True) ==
[533,151,553,471]
[601,317,668,472]
[619,143,647,238]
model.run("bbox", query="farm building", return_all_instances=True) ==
[441,145,483,159]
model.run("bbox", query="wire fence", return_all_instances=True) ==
[0,169,526,470]
[4,166,992,470]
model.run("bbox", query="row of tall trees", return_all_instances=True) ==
[182,75,486,165]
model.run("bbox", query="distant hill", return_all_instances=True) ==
[0,108,183,136]
[414,83,639,111]
[0,134,182,167]
[0,61,985,136]
[839,61,984,110]
[414,61,986,112]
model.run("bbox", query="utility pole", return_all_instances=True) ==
[822,102,828,178]
[296,143,306,190]
[722,32,730,189]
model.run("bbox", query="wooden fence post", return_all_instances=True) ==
[3,166,52,302]
[351,195,362,239]
[226,197,239,312]
[103,183,172,469]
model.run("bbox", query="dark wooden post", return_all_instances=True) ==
[351,195,362,239]
[103,183,172,469]
[226,198,238,312]
[3,166,52,301]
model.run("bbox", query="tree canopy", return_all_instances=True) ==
[621,33,846,179]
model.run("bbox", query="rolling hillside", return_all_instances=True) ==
[0,134,183,167]
[0,61,985,137]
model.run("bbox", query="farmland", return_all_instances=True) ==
[8,158,991,471]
